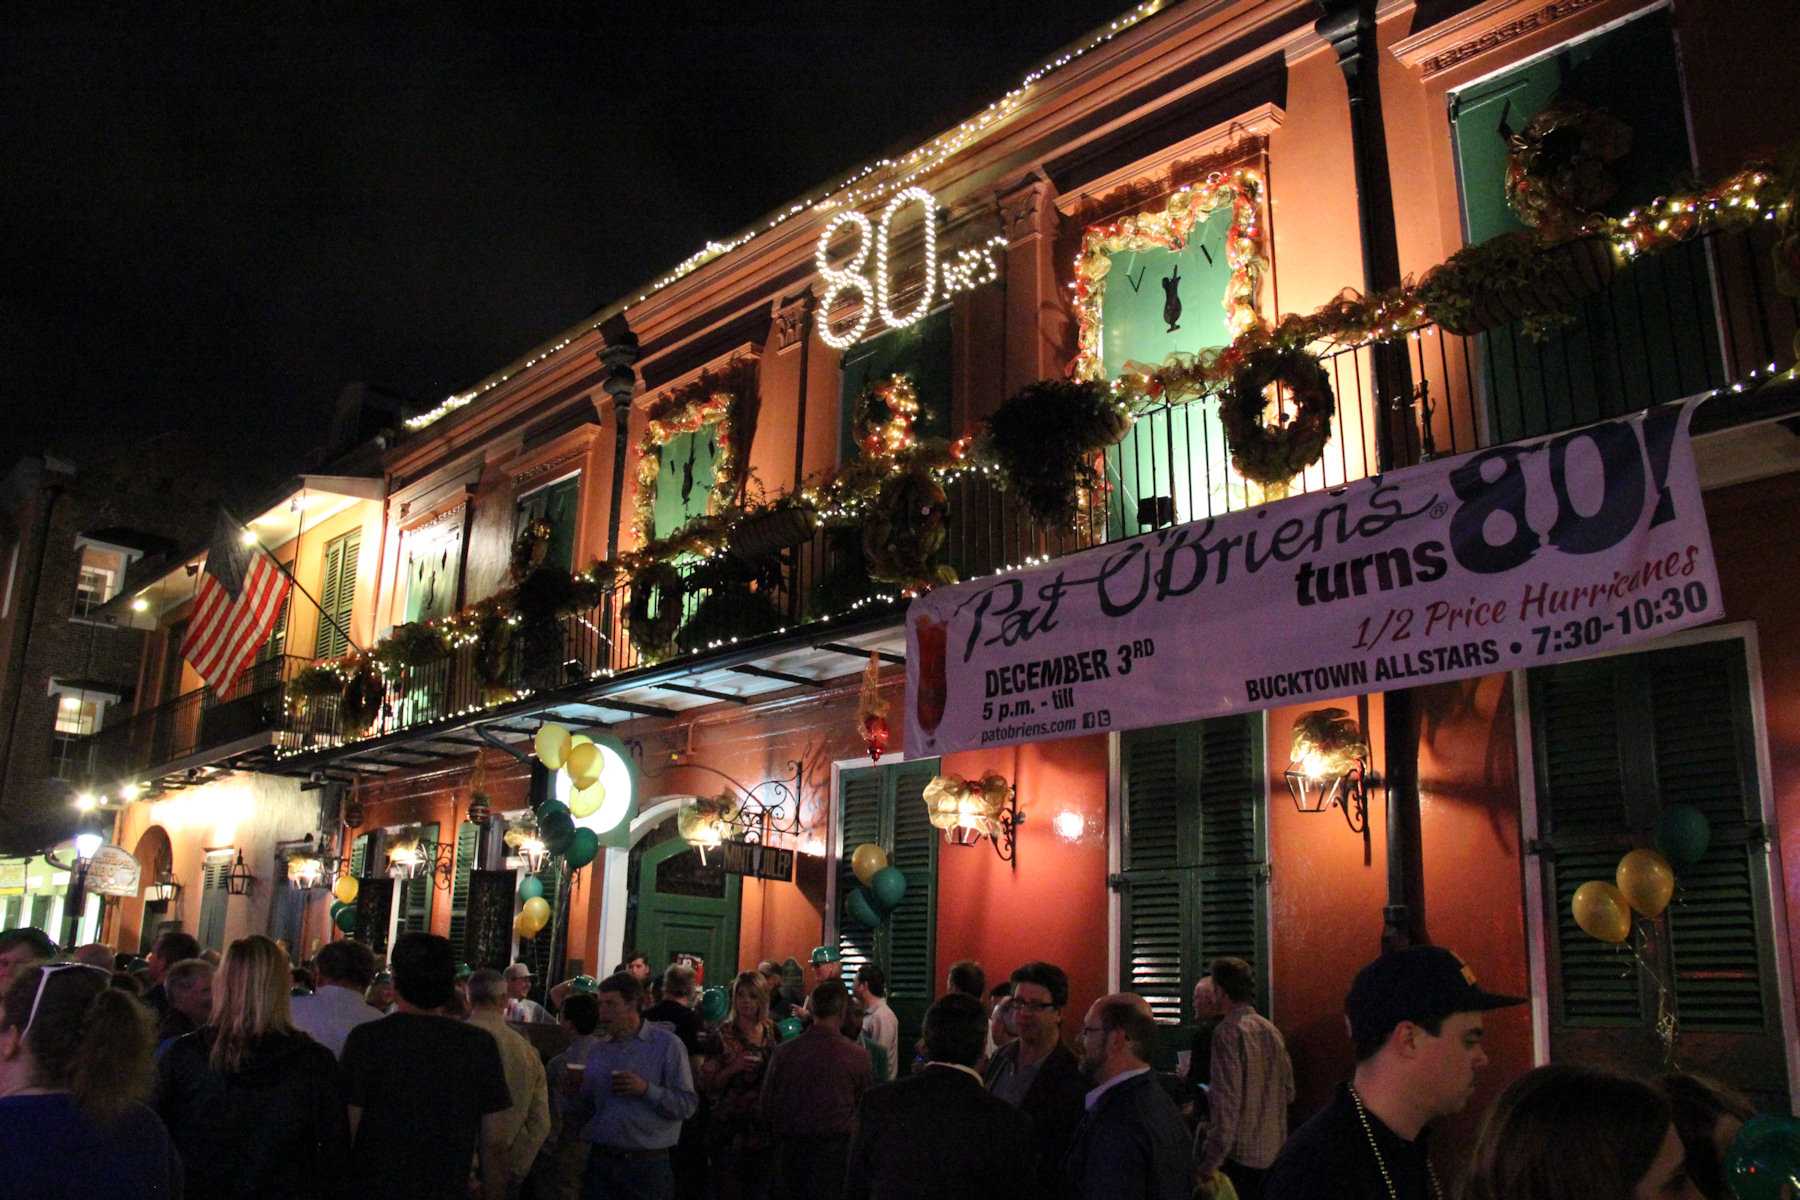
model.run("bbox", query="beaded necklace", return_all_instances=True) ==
[1348,1086,1443,1200]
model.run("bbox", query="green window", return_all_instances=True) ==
[652,429,721,541]
[314,530,361,660]
[839,308,952,462]
[837,757,940,1068]
[1450,9,1720,440]
[399,822,440,935]
[403,531,462,623]
[1530,638,1788,1109]
[1116,715,1268,1059]
[516,476,580,574]
[446,822,481,956]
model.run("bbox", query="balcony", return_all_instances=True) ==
[79,222,1798,783]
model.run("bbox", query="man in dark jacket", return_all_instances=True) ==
[1061,995,1192,1200]
[984,961,1087,1194]
[847,992,1034,1200]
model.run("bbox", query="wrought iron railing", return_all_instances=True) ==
[79,224,1796,776]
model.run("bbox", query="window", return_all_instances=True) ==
[54,695,99,736]
[839,308,952,461]
[197,853,233,953]
[446,822,481,955]
[49,693,104,781]
[74,565,115,617]
[837,758,940,1064]
[1529,637,1788,1109]
[651,428,722,542]
[1117,715,1268,1043]
[402,528,463,623]
[516,476,579,575]
[399,822,440,935]
[1450,9,1719,440]
[314,530,361,660]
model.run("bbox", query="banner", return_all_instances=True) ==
[907,399,1722,756]
[0,862,25,895]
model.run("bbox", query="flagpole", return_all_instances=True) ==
[228,507,362,656]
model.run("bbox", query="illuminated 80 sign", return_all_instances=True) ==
[814,187,1004,349]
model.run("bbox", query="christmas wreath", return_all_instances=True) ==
[1219,347,1334,486]
[1504,100,1632,241]
[626,562,686,659]
[338,658,385,737]
[861,466,955,594]
[511,518,554,583]
[852,375,920,458]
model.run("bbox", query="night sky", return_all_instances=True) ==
[1,1,1137,483]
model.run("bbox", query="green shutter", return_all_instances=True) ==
[348,833,370,880]
[529,858,561,970]
[314,530,361,660]
[447,823,480,955]
[517,476,579,574]
[1120,716,1267,1028]
[836,768,884,975]
[402,822,439,935]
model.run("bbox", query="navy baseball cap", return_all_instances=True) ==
[1345,946,1525,1044]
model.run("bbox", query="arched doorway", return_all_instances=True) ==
[622,813,740,985]
[129,826,175,956]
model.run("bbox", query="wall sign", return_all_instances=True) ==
[815,187,1003,348]
[85,845,142,898]
[714,839,794,882]
[907,399,1722,755]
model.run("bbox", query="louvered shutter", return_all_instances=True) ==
[836,769,884,976]
[314,530,361,660]
[884,759,939,1053]
[447,822,480,955]
[1530,638,1785,1103]
[1119,716,1267,1032]
[348,833,370,880]
[401,822,439,935]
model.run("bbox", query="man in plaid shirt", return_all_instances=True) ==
[1193,957,1294,1200]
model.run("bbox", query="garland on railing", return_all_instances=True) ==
[294,152,1797,745]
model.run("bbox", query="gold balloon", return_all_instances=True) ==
[1572,880,1632,943]
[514,912,536,938]
[569,778,607,819]
[332,875,359,904]
[1616,848,1676,918]
[566,742,601,791]
[534,723,572,770]
[851,842,889,886]
[521,896,551,934]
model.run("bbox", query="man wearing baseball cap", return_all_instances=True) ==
[505,961,552,1023]
[1261,946,1525,1200]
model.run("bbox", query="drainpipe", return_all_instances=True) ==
[1316,0,1426,949]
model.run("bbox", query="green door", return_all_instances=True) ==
[628,816,741,984]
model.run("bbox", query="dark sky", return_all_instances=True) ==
[0,1,1139,482]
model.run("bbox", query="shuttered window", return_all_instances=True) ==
[837,757,940,1068]
[314,530,361,660]
[197,853,234,953]
[348,833,370,880]
[400,822,440,935]
[447,822,480,954]
[1117,715,1268,1034]
[1530,638,1787,1104]
[516,476,580,575]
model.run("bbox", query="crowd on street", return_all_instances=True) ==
[0,923,1770,1200]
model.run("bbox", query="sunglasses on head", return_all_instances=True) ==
[19,963,109,1041]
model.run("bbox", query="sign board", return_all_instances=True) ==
[85,845,142,898]
[908,399,1723,755]
[714,839,794,882]
[0,862,24,895]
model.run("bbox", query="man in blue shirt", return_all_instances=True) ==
[570,971,698,1200]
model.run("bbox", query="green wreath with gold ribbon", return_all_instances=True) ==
[1219,347,1334,486]
[626,562,686,659]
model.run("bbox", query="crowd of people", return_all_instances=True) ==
[0,923,1780,1200]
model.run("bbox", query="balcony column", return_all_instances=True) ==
[598,313,641,567]
[1317,0,1426,951]
[998,176,1064,395]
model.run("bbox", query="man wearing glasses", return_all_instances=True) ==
[983,961,1086,1193]
[1063,994,1193,1200]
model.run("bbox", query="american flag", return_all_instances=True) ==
[181,511,291,694]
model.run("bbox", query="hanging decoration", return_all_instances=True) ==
[511,518,555,583]
[467,790,491,826]
[856,652,890,763]
[922,771,1014,841]
[1218,347,1335,489]
[852,375,920,458]
[631,358,755,554]
[861,466,953,594]
[626,562,687,660]
[979,378,1131,527]
[1503,100,1633,241]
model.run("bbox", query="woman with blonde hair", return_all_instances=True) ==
[0,960,182,1198]
[155,935,349,1199]
[699,970,780,1200]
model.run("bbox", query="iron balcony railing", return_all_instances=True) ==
[78,223,1797,775]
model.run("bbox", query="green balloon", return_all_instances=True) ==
[1726,1114,1800,1200]
[518,875,544,901]
[334,907,357,933]
[697,985,729,1023]
[1655,803,1711,870]
[777,1016,804,1042]
[541,811,576,853]
[329,900,350,920]
[565,827,599,869]
[846,887,883,927]
[870,866,908,912]
[536,799,571,823]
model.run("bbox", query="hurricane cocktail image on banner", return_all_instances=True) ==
[905,398,1723,757]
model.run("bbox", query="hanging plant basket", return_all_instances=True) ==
[1219,348,1335,487]
[981,377,1132,527]
[287,664,343,701]
[376,621,450,670]
[727,503,818,562]
[1424,235,1618,337]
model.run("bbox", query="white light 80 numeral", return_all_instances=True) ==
[816,186,940,349]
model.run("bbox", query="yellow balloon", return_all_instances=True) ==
[534,723,572,770]
[1572,880,1633,943]
[514,912,536,938]
[569,778,607,818]
[332,875,359,904]
[522,896,551,932]
[851,842,888,887]
[566,742,600,791]
[1616,848,1675,918]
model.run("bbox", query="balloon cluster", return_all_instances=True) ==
[530,723,604,870]
[327,874,359,933]
[1570,804,1712,943]
[515,873,551,939]
[844,843,908,927]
